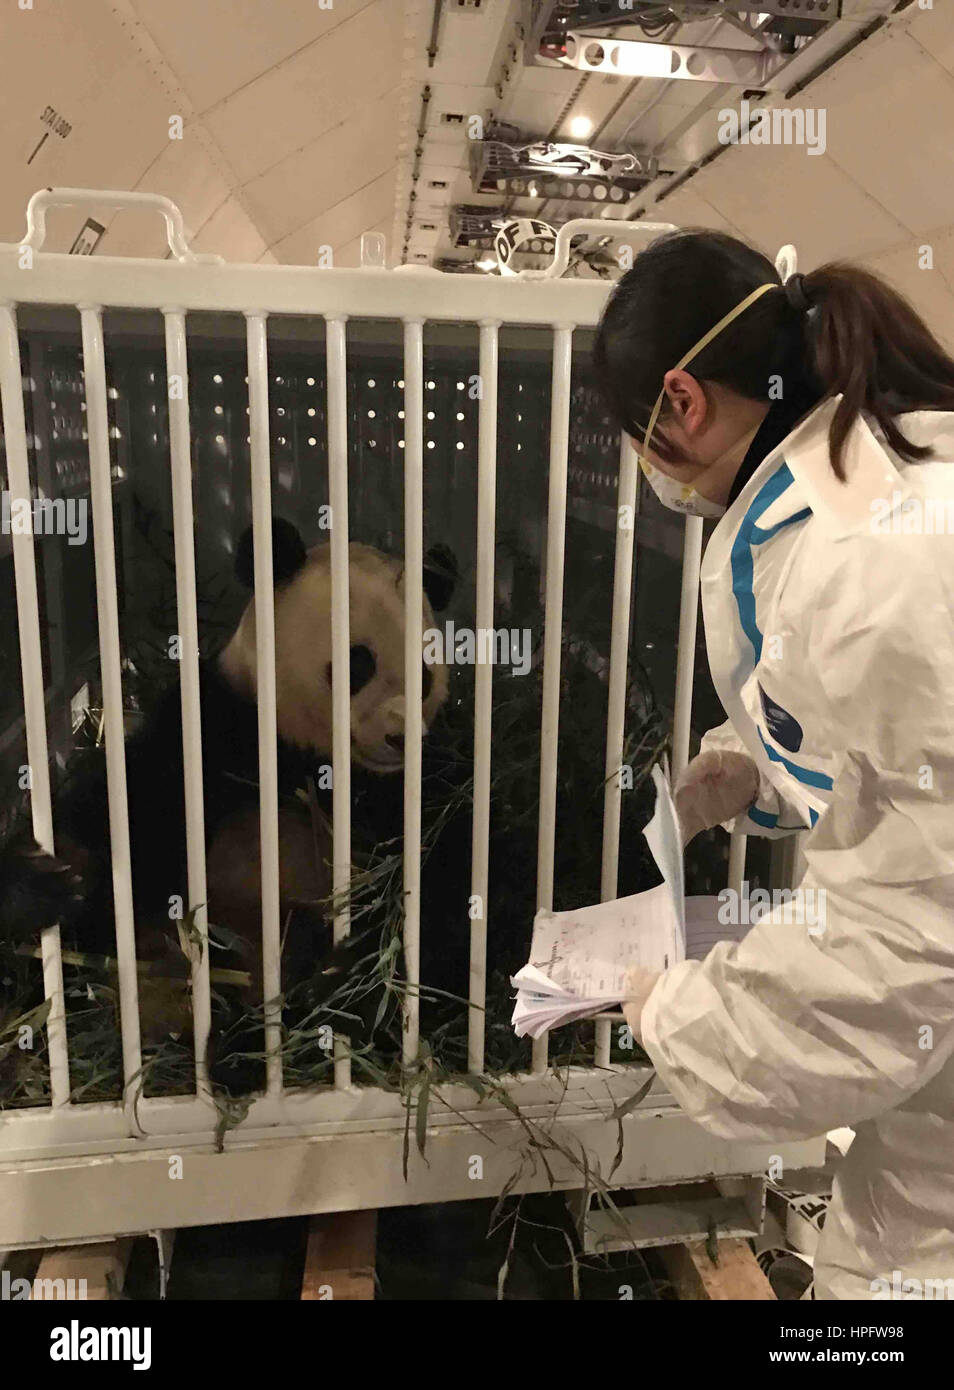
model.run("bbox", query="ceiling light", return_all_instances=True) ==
[569,116,594,140]
[476,256,497,272]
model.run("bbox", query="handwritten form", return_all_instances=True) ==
[512,765,742,1038]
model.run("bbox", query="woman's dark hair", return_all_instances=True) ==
[593,228,954,480]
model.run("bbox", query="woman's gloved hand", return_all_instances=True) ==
[673,749,760,845]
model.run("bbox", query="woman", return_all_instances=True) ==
[594,229,954,1300]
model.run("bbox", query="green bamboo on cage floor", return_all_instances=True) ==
[1,638,665,1111]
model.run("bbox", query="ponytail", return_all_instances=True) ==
[593,229,954,482]
[798,262,954,479]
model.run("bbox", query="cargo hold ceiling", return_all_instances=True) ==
[0,1,951,335]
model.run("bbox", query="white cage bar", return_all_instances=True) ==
[79,305,144,1111]
[326,315,353,1090]
[164,309,211,1091]
[533,324,574,1076]
[402,319,424,1068]
[594,432,641,1069]
[468,320,499,1075]
[246,311,284,1097]
[0,200,824,1240]
[0,303,70,1107]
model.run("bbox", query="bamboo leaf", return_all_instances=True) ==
[1,996,52,1039]
[415,1072,431,1160]
[611,1070,656,1121]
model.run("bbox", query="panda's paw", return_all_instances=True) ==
[0,839,85,944]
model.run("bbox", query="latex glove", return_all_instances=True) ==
[673,749,760,845]
[622,965,661,1046]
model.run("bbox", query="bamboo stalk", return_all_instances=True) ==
[14,944,251,989]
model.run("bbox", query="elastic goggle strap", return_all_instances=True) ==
[641,281,780,464]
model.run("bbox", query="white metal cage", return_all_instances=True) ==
[0,193,823,1249]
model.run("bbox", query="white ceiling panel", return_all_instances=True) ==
[189,194,270,263]
[5,58,172,253]
[0,0,947,278]
[651,183,746,239]
[417,157,471,186]
[0,0,132,144]
[101,140,232,258]
[814,25,954,236]
[626,76,724,122]
[271,169,396,266]
[126,0,377,113]
[502,90,575,136]
[242,89,401,245]
[913,227,954,333]
[687,135,910,269]
[203,0,402,184]
[862,235,954,345]
[0,0,162,244]
[427,0,513,86]
[42,55,169,193]
[426,86,498,132]
[512,62,581,97]
[608,96,722,164]
[905,0,954,79]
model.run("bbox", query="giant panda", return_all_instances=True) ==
[0,519,456,1069]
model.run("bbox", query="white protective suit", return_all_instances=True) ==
[639,395,954,1299]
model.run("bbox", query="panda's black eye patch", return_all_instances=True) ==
[349,644,376,694]
[325,645,377,695]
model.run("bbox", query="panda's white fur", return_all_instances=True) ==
[0,526,454,1062]
[219,542,448,772]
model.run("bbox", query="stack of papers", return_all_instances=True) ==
[511,765,742,1039]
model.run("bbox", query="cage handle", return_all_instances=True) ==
[21,187,216,263]
[526,218,678,280]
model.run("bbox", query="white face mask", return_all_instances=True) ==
[637,281,779,522]
[640,458,728,520]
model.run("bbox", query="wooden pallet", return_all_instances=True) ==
[300,1210,377,1301]
[659,1238,775,1300]
[6,1206,772,1300]
[25,1238,133,1300]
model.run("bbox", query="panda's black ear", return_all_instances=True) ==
[423,543,458,614]
[235,518,308,589]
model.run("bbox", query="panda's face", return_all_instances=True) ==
[221,541,449,772]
